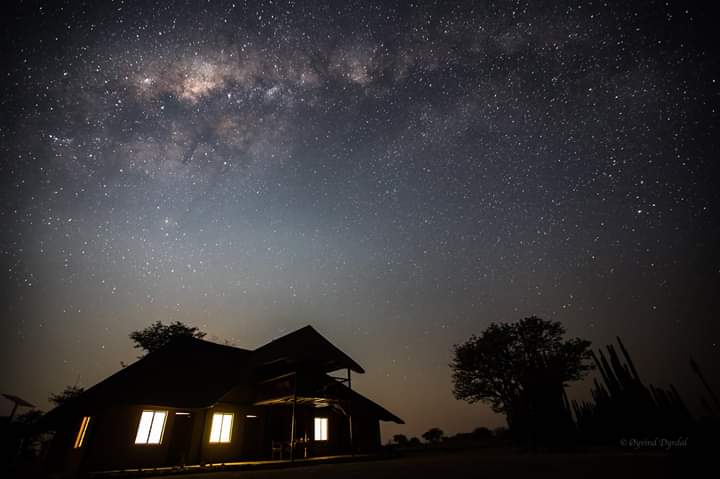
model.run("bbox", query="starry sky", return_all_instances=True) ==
[1,0,719,440]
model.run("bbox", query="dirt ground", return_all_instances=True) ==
[149,449,685,479]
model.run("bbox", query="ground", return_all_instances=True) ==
[148,449,681,479]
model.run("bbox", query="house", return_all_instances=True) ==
[42,325,403,475]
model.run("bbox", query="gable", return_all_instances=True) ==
[251,325,365,374]
[42,325,374,427]
[42,337,252,426]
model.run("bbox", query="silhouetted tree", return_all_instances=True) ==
[129,320,206,355]
[451,316,593,445]
[13,409,43,425]
[422,427,444,443]
[11,409,48,460]
[472,426,493,440]
[48,385,85,406]
[392,434,409,445]
[407,437,421,446]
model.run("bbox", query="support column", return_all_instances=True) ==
[8,403,18,422]
[290,371,297,462]
[347,368,353,456]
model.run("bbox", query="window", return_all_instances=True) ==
[134,410,167,445]
[314,417,328,441]
[209,413,233,443]
[73,416,91,448]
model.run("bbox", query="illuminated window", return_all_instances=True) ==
[73,416,91,448]
[209,413,233,443]
[134,410,167,445]
[314,417,328,441]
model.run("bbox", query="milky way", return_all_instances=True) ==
[1,1,719,438]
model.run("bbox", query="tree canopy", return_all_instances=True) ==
[129,320,206,355]
[422,427,444,443]
[48,385,85,407]
[450,316,593,425]
[15,409,44,425]
[392,434,408,445]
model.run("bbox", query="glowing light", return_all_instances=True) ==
[135,410,167,445]
[314,417,328,441]
[209,412,233,443]
[74,416,91,448]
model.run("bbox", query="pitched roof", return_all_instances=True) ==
[42,337,251,425]
[251,325,365,374]
[340,384,404,424]
[287,373,404,424]
[41,325,395,427]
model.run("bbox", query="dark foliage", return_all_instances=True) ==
[492,427,511,440]
[422,427,444,443]
[451,316,593,445]
[12,410,43,425]
[573,337,699,444]
[48,385,84,407]
[392,434,409,446]
[129,320,206,355]
[471,427,493,440]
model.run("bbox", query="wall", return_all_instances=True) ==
[198,403,264,464]
[47,400,383,473]
[83,404,176,471]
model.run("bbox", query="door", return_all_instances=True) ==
[167,412,193,467]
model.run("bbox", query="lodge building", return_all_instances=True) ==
[42,325,403,474]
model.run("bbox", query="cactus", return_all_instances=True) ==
[574,337,697,443]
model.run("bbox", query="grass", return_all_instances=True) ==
[145,448,682,479]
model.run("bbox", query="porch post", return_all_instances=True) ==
[347,368,353,456]
[290,371,297,462]
[8,403,18,422]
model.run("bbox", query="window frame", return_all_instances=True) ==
[208,412,234,444]
[134,410,168,445]
[73,416,91,449]
[314,417,328,441]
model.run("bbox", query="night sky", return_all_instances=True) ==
[2,1,719,440]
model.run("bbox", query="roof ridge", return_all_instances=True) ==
[251,325,365,374]
[168,335,252,353]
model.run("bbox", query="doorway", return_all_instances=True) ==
[167,412,193,467]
